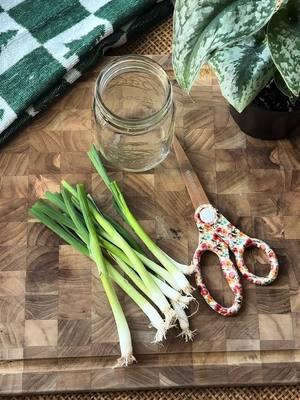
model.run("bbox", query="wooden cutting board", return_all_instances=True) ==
[0,56,300,395]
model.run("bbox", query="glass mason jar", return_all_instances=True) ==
[93,56,175,172]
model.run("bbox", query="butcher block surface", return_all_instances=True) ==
[0,56,300,394]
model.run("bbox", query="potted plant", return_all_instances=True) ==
[172,0,300,140]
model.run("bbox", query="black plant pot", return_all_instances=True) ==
[230,102,300,140]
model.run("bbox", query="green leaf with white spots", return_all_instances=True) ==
[172,0,277,92]
[267,0,300,96]
[209,37,275,112]
[274,69,298,103]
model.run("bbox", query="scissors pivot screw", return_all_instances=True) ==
[199,206,217,224]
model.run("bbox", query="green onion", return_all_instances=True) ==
[163,251,196,275]
[105,258,166,342]
[152,276,193,308]
[99,268,135,367]
[51,183,189,311]
[88,202,193,303]
[110,253,148,295]
[31,190,135,367]
[62,187,89,243]
[31,149,198,365]
[30,206,88,256]
[32,200,75,231]
[88,145,194,294]
[110,249,191,307]
[77,185,136,363]
[45,191,68,212]
[134,250,180,289]
[171,300,196,342]
[76,184,105,272]
[88,194,143,253]
[90,204,176,328]
[62,180,177,328]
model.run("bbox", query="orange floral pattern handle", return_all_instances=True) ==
[193,204,279,317]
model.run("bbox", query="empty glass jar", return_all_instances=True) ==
[93,56,175,172]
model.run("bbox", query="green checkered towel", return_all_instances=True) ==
[0,0,172,145]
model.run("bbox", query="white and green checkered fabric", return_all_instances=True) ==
[0,0,172,145]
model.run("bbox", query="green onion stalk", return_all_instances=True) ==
[107,245,193,309]
[90,203,176,329]
[109,247,194,340]
[30,202,134,367]
[88,146,195,295]
[62,182,194,309]
[44,187,181,325]
[105,258,166,343]
[92,209,194,310]
[30,167,197,363]
[108,233,196,335]
[61,181,177,330]
[30,188,169,347]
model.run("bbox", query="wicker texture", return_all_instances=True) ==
[9,386,300,400]
[111,16,173,55]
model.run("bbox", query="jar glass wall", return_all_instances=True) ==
[93,56,175,172]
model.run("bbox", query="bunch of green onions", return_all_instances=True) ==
[30,146,196,366]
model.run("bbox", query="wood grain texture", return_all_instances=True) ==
[0,55,300,394]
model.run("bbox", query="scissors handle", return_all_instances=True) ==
[193,238,243,317]
[193,204,279,316]
[228,238,278,285]
[201,206,279,286]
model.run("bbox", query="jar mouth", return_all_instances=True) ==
[94,55,172,132]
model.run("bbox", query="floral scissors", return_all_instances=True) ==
[173,136,279,316]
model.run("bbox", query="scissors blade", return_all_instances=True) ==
[173,135,210,209]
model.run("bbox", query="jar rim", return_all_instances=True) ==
[94,55,173,132]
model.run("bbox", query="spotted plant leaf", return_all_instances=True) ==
[267,0,300,96]
[172,0,277,91]
[274,70,298,103]
[209,37,275,112]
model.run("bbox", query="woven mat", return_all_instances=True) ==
[14,15,300,400]
[110,15,173,55]
[10,386,300,399]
